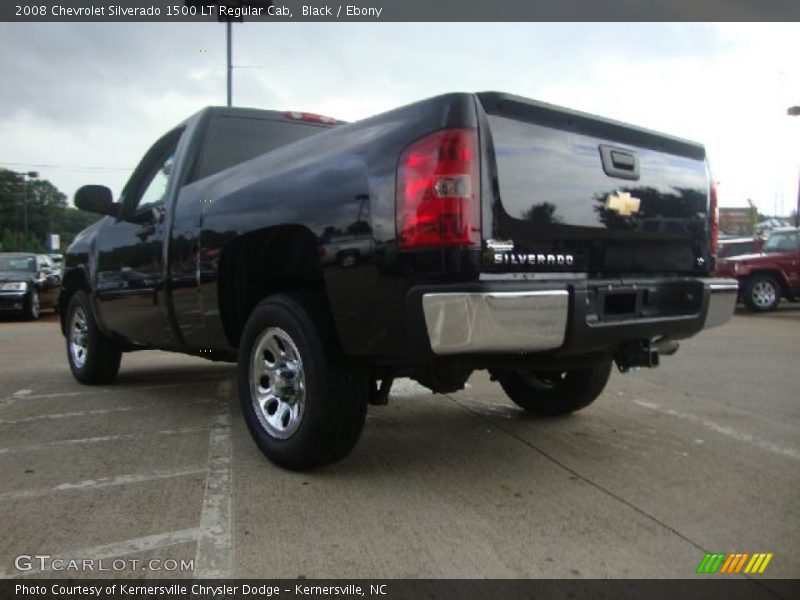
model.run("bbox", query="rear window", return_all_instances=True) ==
[192,116,329,182]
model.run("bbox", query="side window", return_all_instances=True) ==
[121,128,183,216]
[137,153,175,212]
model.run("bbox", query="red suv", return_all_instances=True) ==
[716,227,800,312]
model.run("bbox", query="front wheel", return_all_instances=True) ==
[490,361,613,416]
[65,291,122,384]
[743,274,781,312]
[24,288,40,320]
[238,294,369,471]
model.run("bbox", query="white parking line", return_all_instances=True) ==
[0,398,213,425]
[0,527,203,578]
[193,380,234,579]
[4,380,226,401]
[0,426,209,455]
[0,389,34,409]
[0,468,206,503]
[634,400,800,461]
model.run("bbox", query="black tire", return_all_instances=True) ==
[238,293,369,471]
[743,274,781,312]
[24,288,40,320]
[65,290,122,384]
[491,361,613,416]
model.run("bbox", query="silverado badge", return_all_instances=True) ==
[605,191,641,216]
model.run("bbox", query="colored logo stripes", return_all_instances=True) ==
[696,552,773,574]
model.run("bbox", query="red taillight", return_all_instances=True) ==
[709,179,719,255]
[396,128,480,249]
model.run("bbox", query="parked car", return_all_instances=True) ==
[716,227,800,311]
[717,236,762,260]
[319,234,375,268]
[0,252,61,319]
[63,93,736,470]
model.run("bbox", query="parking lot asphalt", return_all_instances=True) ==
[0,306,798,588]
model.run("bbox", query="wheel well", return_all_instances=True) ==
[58,267,89,334]
[742,270,789,296]
[217,225,326,348]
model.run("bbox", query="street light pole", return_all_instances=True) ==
[789,106,800,227]
[226,19,232,107]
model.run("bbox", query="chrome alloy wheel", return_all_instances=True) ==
[30,290,40,318]
[69,306,89,368]
[752,280,777,308]
[250,327,306,440]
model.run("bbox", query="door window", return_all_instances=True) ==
[137,153,175,212]
[121,128,183,217]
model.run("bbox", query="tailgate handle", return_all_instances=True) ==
[599,145,640,180]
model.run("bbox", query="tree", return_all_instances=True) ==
[0,168,99,252]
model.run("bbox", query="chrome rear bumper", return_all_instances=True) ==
[702,279,739,329]
[421,278,738,356]
[422,290,568,355]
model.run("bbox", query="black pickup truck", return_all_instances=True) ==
[62,92,737,470]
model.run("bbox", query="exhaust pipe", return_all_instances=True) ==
[615,340,660,373]
[654,337,680,356]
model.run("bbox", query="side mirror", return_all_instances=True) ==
[75,185,118,217]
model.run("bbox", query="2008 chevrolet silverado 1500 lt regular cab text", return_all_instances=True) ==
[61,92,738,470]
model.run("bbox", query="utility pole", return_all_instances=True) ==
[185,1,272,107]
[226,19,232,106]
[789,106,800,227]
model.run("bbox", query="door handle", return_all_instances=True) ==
[599,144,640,180]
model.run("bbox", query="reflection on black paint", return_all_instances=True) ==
[319,194,375,268]
[592,186,705,235]
[521,202,563,225]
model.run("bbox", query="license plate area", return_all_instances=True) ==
[585,281,704,324]
[603,290,637,318]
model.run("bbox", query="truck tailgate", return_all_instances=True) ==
[478,92,712,275]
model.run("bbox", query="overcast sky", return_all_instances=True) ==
[1,22,799,214]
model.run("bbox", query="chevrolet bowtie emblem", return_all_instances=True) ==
[605,191,641,216]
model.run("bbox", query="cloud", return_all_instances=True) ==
[0,22,798,213]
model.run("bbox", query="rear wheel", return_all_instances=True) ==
[238,293,369,470]
[491,361,613,416]
[65,291,122,384]
[743,274,780,312]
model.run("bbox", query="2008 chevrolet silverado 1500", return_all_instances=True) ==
[62,92,738,470]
